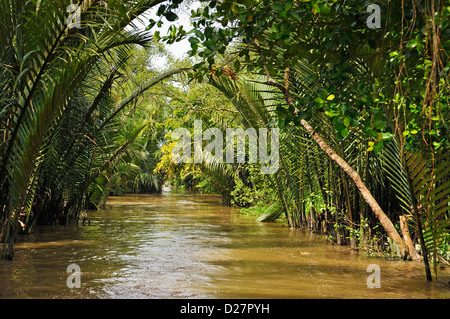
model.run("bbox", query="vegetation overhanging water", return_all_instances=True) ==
[0,189,449,299]
[0,0,448,297]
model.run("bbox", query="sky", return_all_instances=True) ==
[132,1,202,69]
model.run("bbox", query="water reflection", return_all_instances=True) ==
[1,189,449,299]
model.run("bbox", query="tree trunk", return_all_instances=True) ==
[399,215,421,261]
[254,41,407,257]
[343,175,357,249]
[300,119,407,258]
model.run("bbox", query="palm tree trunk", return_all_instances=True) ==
[401,153,433,280]
[399,215,421,261]
[340,155,357,249]
[253,39,407,257]
[300,119,407,258]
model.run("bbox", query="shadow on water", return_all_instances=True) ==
[1,188,449,299]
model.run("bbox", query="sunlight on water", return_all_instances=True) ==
[1,189,449,299]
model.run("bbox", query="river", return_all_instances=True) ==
[1,189,449,299]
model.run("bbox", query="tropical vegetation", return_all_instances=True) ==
[0,0,448,283]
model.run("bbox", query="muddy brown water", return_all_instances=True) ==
[1,189,449,299]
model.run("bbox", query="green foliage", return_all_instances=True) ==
[240,203,269,216]
[381,138,450,278]
[1,0,447,284]
[256,201,283,222]
[155,0,448,157]
[158,0,449,278]
[230,164,270,207]
[0,0,184,259]
[230,175,255,207]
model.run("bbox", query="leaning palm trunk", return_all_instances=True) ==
[251,38,408,257]
[210,69,408,257]
[299,119,407,258]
